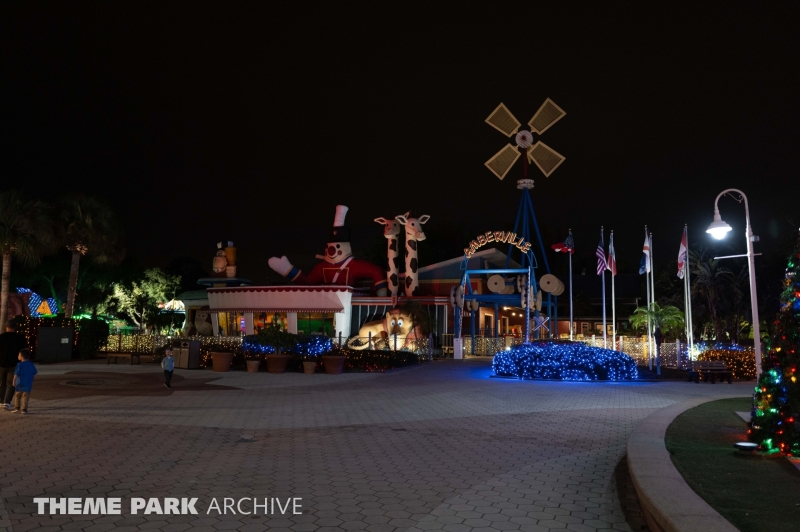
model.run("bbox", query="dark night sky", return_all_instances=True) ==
[2,3,798,287]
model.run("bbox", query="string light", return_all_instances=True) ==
[698,349,757,379]
[492,342,638,381]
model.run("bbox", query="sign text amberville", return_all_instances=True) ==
[464,231,531,258]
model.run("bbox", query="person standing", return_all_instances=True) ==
[10,349,36,414]
[0,322,28,408]
[161,348,174,389]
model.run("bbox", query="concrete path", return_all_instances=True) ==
[0,359,749,531]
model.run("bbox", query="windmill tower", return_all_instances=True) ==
[484,98,566,339]
[484,98,566,272]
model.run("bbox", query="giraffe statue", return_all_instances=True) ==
[374,212,408,297]
[395,213,430,296]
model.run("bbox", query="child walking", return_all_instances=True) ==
[10,349,36,414]
[162,348,174,388]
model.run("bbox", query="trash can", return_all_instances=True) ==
[176,340,200,369]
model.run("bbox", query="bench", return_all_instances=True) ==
[106,353,141,365]
[688,360,732,384]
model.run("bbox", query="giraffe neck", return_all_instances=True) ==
[404,236,419,296]
[386,237,401,297]
[387,238,399,271]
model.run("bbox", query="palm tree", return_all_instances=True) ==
[58,196,124,318]
[0,191,55,326]
[629,302,685,336]
[690,250,733,340]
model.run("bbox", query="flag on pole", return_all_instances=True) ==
[638,230,650,275]
[551,231,575,254]
[677,226,688,279]
[596,228,607,275]
[607,232,617,276]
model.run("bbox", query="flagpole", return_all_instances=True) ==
[569,241,573,341]
[611,231,616,350]
[644,226,652,370]
[601,227,607,349]
[683,257,691,360]
[651,232,659,375]
[685,225,694,358]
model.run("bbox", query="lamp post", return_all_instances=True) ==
[706,188,762,378]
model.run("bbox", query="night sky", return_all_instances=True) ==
[2,4,798,289]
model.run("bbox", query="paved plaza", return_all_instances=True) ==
[0,359,749,532]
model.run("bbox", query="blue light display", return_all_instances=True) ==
[16,287,58,317]
[242,334,333,357]
[292,335,333,357]
[492,342,638,381]
[694,341,748,353]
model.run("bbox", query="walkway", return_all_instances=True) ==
[0,359,748,531]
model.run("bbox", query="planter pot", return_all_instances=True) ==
[303,361,317,374]
[246,360,261,373]
[322,355,346,375]
[265,354,290,374]
[211,352,234,372]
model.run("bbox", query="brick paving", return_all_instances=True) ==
[0,359,749,531]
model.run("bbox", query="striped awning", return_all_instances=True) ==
[207,285,348,314]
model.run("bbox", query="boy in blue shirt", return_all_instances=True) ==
[161,348,174,388]
[11,349,36,415]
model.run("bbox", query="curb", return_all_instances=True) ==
[627,395,748,532]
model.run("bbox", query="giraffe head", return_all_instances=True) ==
[396,214,430,242]
[374,212,407,239]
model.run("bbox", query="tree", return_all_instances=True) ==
[749,230,800,455]
[57,195,124,318]
[110,268,180,331]
[0,191,55,326]
[690,250,734,340]
[629,302,685,338]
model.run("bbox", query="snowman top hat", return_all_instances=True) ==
[330,205,351,242]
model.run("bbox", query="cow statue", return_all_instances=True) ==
[268,205,388,296]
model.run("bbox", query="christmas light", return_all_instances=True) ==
[492,342,638,381]
[747,229,800,454]
[698,349,757,380]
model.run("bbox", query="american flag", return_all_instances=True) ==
[607,231,617,276]
[596,228,607,275]
[677,226,688,279]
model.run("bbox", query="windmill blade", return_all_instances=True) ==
[485,144,521,180]
[528,98,566,135]
[485,103,521,137]
[527,141,565,177]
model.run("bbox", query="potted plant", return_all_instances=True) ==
[294,335,333,374]
[211,348,235,372]
[302,354,318,374]
[322,346,347,375]
[258,318,296,374]
[244,352,261,373]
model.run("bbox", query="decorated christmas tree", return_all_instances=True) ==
[749,229,800,454]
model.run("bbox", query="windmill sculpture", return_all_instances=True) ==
[484,98,567,338]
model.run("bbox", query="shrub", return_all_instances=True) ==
[344,348,420,372]
[493,342,638,381]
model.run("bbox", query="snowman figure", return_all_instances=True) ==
[269,205,388,295]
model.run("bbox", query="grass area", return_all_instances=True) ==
[665,397,800,532]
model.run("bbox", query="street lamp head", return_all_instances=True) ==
[706,212,732,240]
